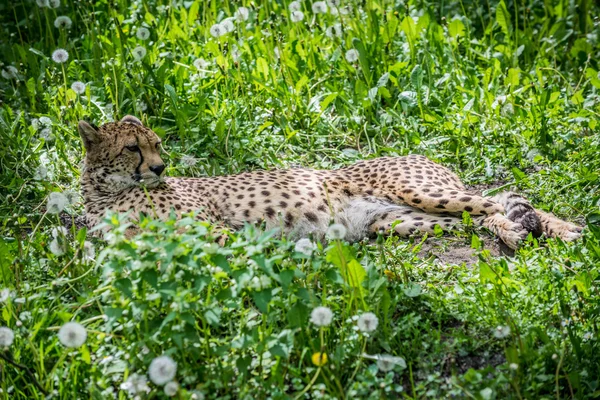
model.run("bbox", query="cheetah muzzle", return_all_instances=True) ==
[78,116,583,249]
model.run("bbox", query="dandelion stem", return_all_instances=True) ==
[0,351,48,395]
[293,367,321,400]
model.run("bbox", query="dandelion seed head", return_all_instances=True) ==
[136,27,150,40]
[49,0,60,8]
[36,0,49,7]
[132,46,147,61]
[221,19,235,33]
[54,16,72,29]
[39,116,52,126]
[295,238,316,256]
[47,192,68,214]
[0,327,14,347]
[136,100,148,112]
[289,1,302,11]
[164,381,179,397]
[312,1,328,14]
[120,374,150,395]
[71,81,86,94]
[290,11,304,22]
[326,223,347,240]
[1,66,18,80]
[345,49,359,63]
[83,241,95,261]
[49,238,66,256]
[40,128,54,142]
[493,325,511,339]
[181,155,198,167]
[326,24,342,38]
[357,312,379,333]
[51,226,68,238]
[190,391,205,400]
[374,354,406,371]
[193,58,209,70]
[210,23,225,38]
[0,288,11,303]
[148,355,177,385]
[509,363,518,370]
[235,7,250,22]
[52,49,69,64]
[310,306,333,327]
[58,322,87,347]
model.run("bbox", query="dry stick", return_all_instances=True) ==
[0,351,48,395]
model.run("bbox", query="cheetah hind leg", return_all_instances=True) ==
[369,207,462,237]
[535,209,583,242]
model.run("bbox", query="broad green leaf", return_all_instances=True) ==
[448,19,465,38]
[496,1,513,36]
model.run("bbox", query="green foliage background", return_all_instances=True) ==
[0,0,599,398]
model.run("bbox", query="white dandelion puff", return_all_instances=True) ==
[295,238,316,256]
[190,391,205,400]
[148,355,177,385]
[39,116,52,126]
[326,24,342,38]
[509,363,519,370]
[164,381,179,397]
[82,241,95,261]
[49,0,60,8]
[52,49,69,64]
[209,23,226,38]
[221,18,235,33]
[289,1,302,11]
[51,226,68,238]
[58,322,87,347]
[312,1,328,14]
[181,155,198,167]
[234,7,250,22]
[136,100,148,112]
[193,58,209,70]
[136,27,150,40]
[290,11,304,22]
[310,306,333,327]
[71,81,86,94]
[0,327,15,347]
[40,128,54,142]
[362,353,406,371]
[49,238,66,256]
[63,190,80,204]
[345,49,359,63]
[47,192,68,214]
[357,312,379,333]
[0,288,11,303]
[36,0,49,7]
[54,16,72,29]
[120,374,151,395]
[326,223,347,240]
[132,46,147,61]
[493,325,511,339]
[1,66,18,80]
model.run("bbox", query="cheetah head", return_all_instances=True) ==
[78,115,165,192]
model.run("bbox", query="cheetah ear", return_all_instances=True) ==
[78,120,101,151]
[120,115,143,126]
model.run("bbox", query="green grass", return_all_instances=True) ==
[1,0,600,398]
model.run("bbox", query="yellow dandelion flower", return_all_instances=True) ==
[311,352,328,366]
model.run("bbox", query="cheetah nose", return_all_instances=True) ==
[150,164,165,176]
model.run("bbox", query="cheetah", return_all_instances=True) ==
[78,115,583,249]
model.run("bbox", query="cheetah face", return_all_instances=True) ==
[78,115,165,192]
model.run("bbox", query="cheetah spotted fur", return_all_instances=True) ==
[78,116,583,249]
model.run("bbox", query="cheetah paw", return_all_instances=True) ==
[501,222,529,250]
[548,222,583,242]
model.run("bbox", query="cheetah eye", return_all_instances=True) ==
[155,142,161,150]
[125,145,139,152]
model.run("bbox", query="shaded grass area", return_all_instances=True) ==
[1,0,600,398]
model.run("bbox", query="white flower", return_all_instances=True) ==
[193,58,209,70]
[136,27,150,40]
[49,0,60,7]
[54,16,72,29]
[221,19,235,33]
[148,355,177,385]
[51,226,68,238]
[120,373,151,395]
[493,325,511,338]
[326,24,342,38]
[234,7,250,22]
[289,1,302,11]
[0,288,11,303]
[47,192,68,214]
[295,238,316,256]
[82,241,95,261]
[71,81,86,94]
[36,0,49,7]
[181,155,198,167]
[345,49,359,63]
[132,46,147,61]
[290,10,304,22]
[509,363,518,370]
[209,23,226,38]
[310,306,333,327]
[58,322,87,347]
[1,66,18,80]
[52,49,69,63]
[326,223,347,240]
[164,381,179,397]
[357,312,378,333]
[0,327,15,347]
[312,1,328,14]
